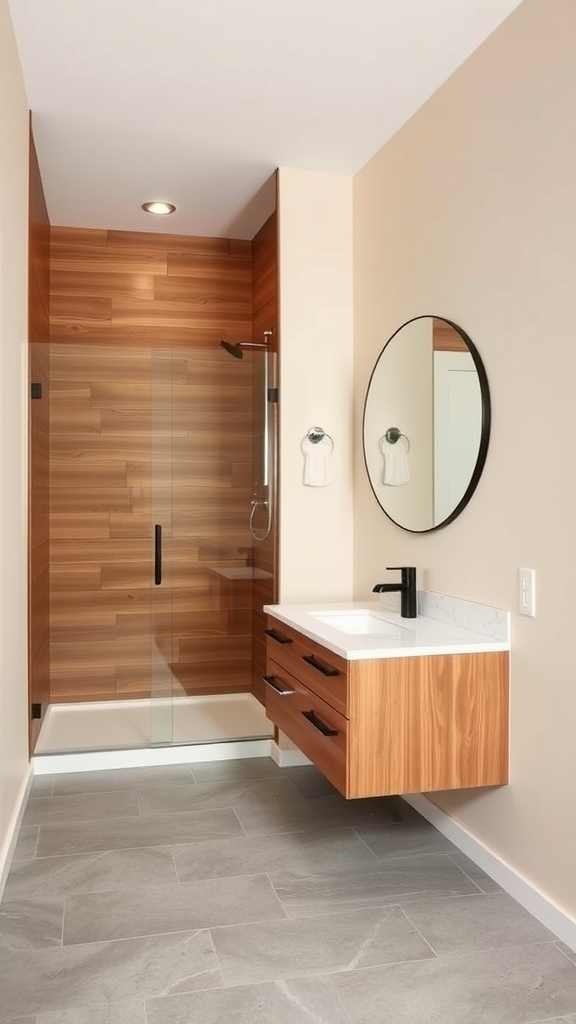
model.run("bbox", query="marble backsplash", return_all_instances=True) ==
[376,589,509,642]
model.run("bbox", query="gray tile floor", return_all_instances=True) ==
[1,757,575,1023]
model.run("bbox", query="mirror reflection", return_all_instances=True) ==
[362,316,490,533]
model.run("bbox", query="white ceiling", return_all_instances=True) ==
[9,0,523,239]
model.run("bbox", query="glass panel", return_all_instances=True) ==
[150,349,174,745]
[168,345,255,742]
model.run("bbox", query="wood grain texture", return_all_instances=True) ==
[50,226,253,346]
[265,661,347,793]
[49,343,255,702]
[432,317,469,353]
[250,207,278,703]
[266,616,348,717]
[265,614,509,800]
[43,221,279,707]
[347,651,509,798]
[28,123,51,745]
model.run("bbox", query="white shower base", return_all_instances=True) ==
[33,694,275,773]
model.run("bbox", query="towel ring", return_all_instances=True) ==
[305,426,334,447]
[382,427,410,452]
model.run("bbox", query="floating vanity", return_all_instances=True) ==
[263,600,510,800]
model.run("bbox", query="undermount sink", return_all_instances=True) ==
[310,609,409,637]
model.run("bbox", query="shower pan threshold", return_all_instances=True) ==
[33,693,275,775]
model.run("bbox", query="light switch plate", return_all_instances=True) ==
[518,567,536,617]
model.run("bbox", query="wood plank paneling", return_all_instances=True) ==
[47,221,283,707]
[48,223,256,703]
[28,123,51,746]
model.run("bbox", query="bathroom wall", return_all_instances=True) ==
[0,0,31,879]
[277,168,354,603]
[353,0,576,919]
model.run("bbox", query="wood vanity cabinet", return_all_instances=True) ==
[264,615,509,799]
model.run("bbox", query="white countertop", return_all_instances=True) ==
[263,602,511,661]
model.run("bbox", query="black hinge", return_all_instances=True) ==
[268,387,278,403]
[31,382,42,399]
[31,703,42,720]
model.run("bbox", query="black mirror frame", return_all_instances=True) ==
[362,315,491,533]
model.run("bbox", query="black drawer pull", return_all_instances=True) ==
[302,710,338,736]
[265,628,293,645]
[302,654,339,677]
[263,674,294,696]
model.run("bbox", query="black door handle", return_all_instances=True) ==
[154,524,162,585]
[302,710,338,736]
[264,628,293,645]
[302,654,339,677]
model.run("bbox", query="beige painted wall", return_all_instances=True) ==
[278,168,354,602]
[354,0,576,919]
[0,0,32,883]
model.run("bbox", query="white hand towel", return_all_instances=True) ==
[380,435,410,486]
[302,435,333,486]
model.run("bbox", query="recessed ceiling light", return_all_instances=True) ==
[141,200,176,216]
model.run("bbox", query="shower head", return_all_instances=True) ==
[220,333,273,360]
[220,340,244,359]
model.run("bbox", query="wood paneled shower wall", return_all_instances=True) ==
[45,220,278,705]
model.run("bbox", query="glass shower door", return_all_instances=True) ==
[150,349,174,745]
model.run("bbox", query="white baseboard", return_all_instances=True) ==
[271,741,312,767]
[33,739,274,775]
[404,793,576,954]
[0,765,34,901]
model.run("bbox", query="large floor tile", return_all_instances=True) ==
[446,849,503,893]
[0,895,64,951]
[4,847,178,901]
[145,976,351,1024]
[211,905,434,986]
[234,793,412,837]
[30,776,55,798]
[530,1018,576,1023]
[10,828,39,862]
[35,807,243,857]
[271,852,480,917]
[52,765,194,796]
[402,892,556,955]
[37,1002,145,1024]
[557,943,576,967]
[353,820,454,860]
[136,777,299,816]
[0,929,221,1020]
[22,791,139,827]
[189,757,282,784]
[172,828,379,883]
[333,942,576,1024]
[63,874,285,945]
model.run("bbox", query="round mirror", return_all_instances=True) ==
[362,316,491,533]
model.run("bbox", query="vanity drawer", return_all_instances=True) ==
[265,616,349,716]
[264,662,348,796]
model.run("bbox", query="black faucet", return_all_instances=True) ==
[372,566,417,618]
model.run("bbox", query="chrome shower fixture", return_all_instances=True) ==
[220,331,272,360]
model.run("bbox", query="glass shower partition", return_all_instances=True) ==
[149,343,260,747]
[150,348,174,745]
